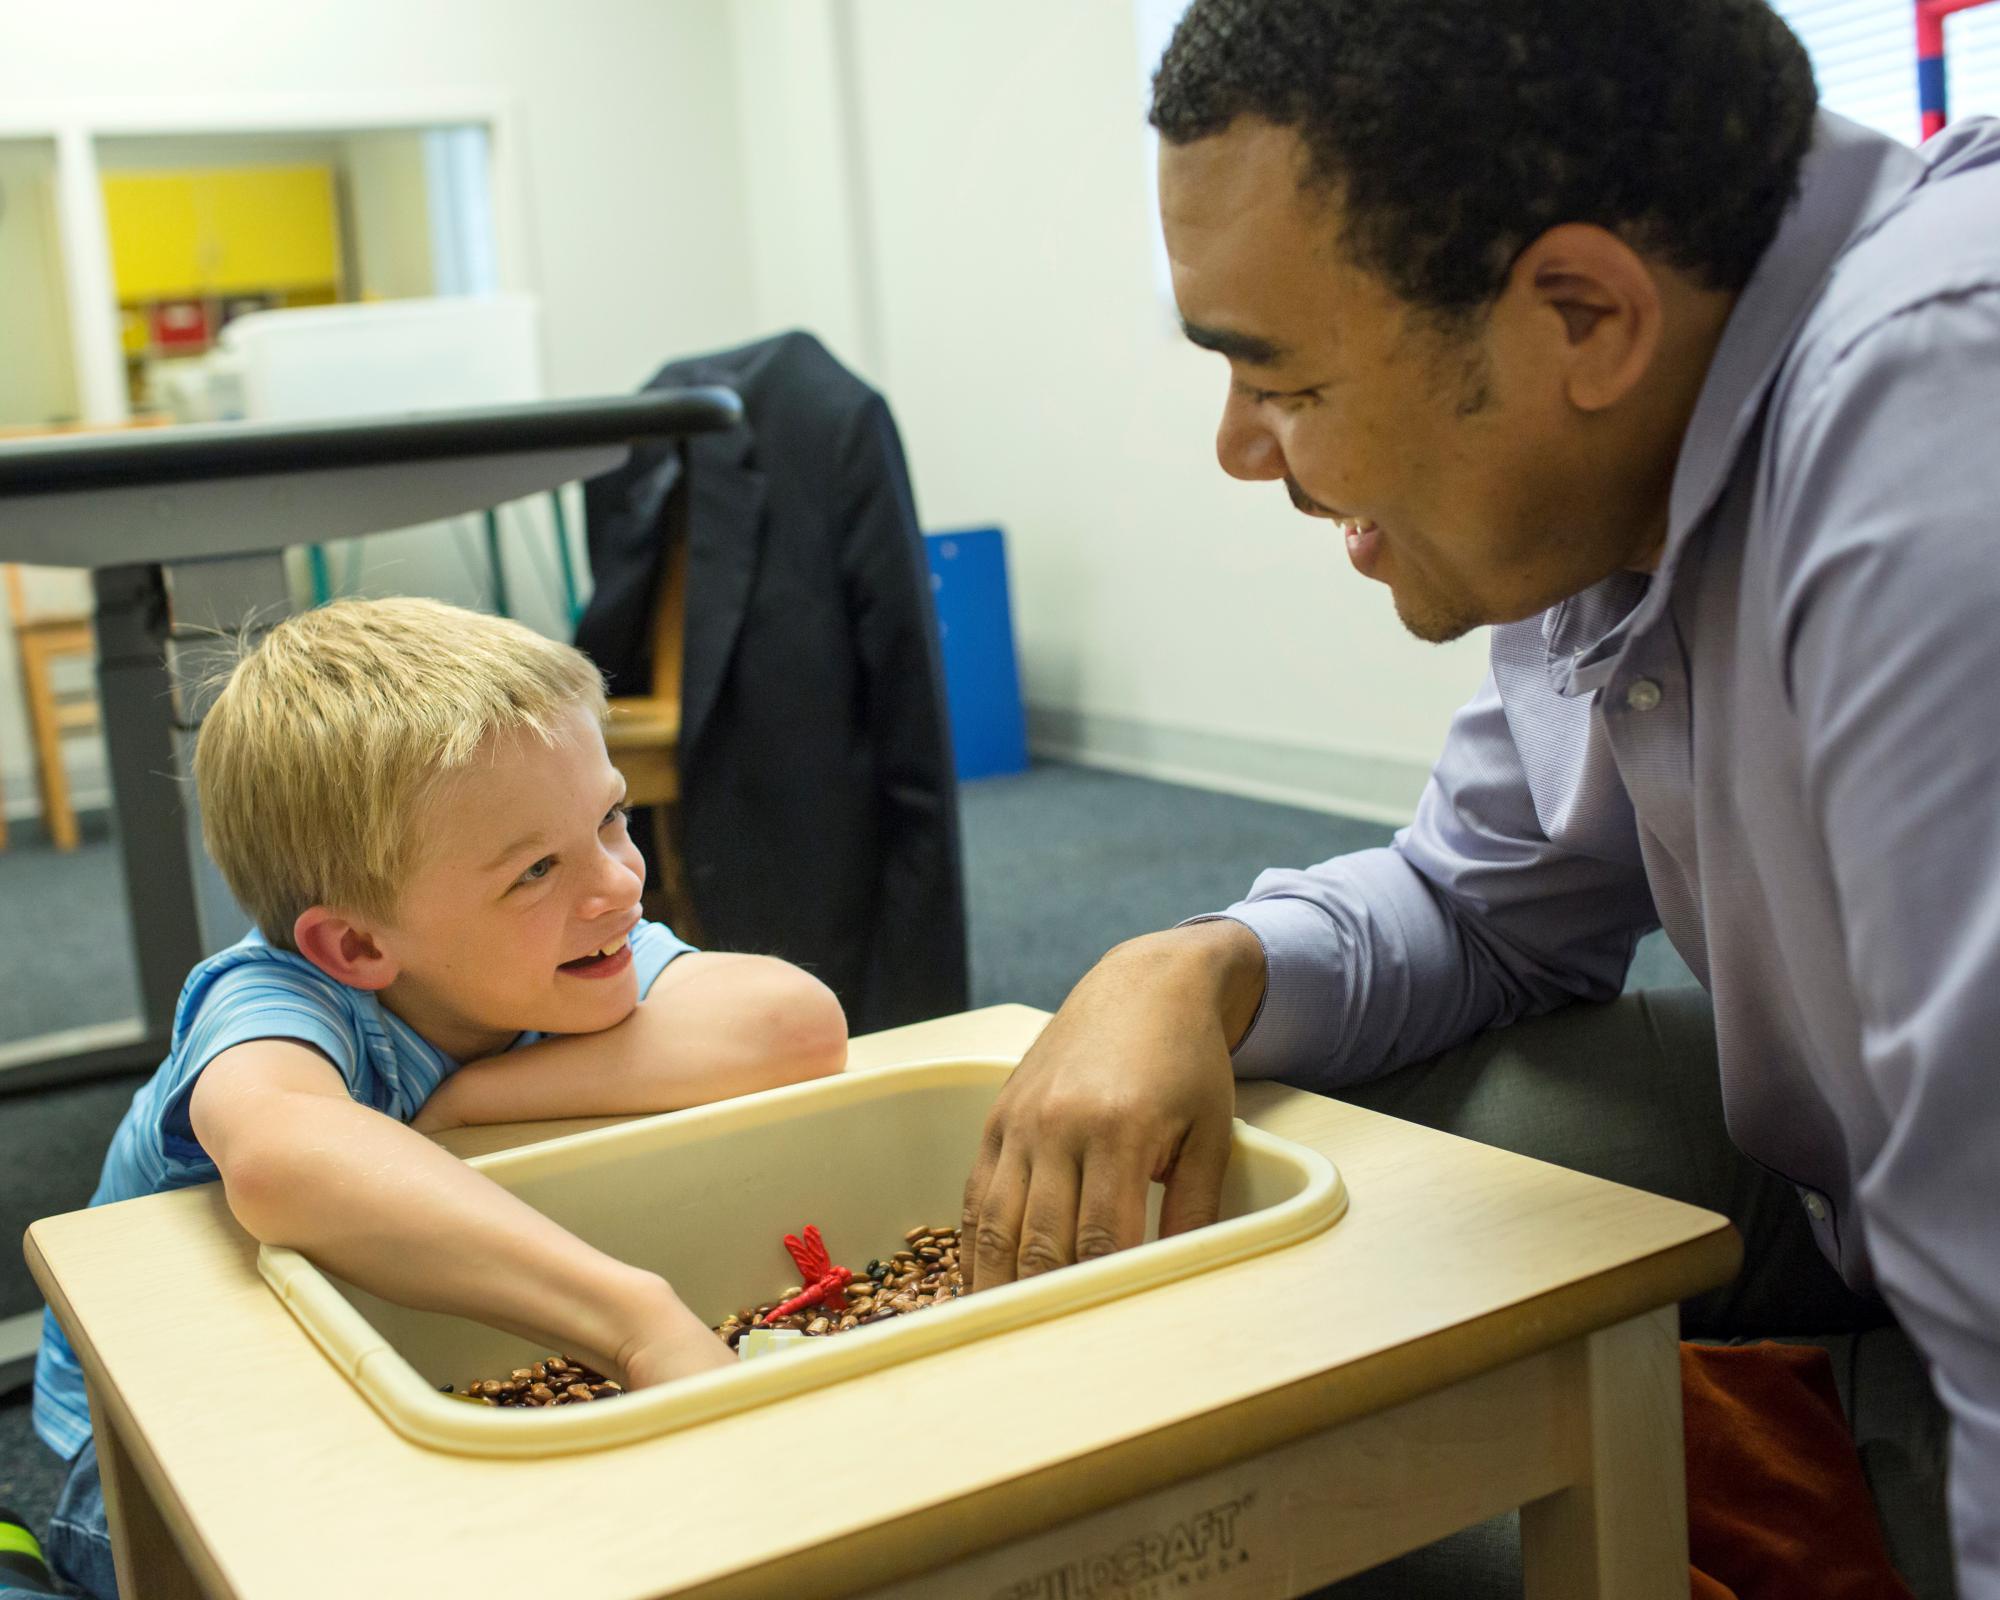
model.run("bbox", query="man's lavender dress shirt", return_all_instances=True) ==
[1217,113,2000,1592]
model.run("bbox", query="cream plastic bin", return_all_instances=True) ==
[260,1058,1347,1457]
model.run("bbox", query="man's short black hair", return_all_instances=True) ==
[1150,0,1818,321]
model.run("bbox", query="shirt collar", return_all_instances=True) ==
[1546,111,1927,697]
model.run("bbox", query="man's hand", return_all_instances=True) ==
[961,920,1268,1292]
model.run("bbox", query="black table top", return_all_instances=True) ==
[0,390,741,495]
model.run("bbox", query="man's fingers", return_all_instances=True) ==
[1013,1155,1085,1280]
[964,1148,1032,1294]
[1074,1140,1154,1263]
[1156,1109,1232,1239]
[960,1112,1008,1285]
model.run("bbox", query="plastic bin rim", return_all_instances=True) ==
[257,1055,1347,1457]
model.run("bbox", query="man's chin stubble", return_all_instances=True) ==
[1391,588,1481,645]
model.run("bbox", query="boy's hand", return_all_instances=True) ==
[617,1292,739,1389]
[194,1040,735,1389]
[409,1076,467,1135]
[425,953,847,1130]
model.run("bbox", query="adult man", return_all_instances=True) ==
[962,1,1999,1593]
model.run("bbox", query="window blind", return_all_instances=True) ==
[1771,0,2000,142]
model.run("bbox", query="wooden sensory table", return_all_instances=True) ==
[25,1002,1738,1599]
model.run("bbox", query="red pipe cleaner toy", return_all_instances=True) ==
[756,1225,853,1325]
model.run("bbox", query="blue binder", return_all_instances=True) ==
[925,527,1029,781]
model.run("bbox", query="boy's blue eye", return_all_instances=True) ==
[508,808,625,890]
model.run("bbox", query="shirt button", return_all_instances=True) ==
[1624,678,1663,712]
[1803,1191,1828,1222]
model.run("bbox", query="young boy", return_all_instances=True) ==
[20,597,848,1600]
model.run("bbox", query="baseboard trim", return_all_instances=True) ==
[1026,706,1428,828]
[10,736,1425,832]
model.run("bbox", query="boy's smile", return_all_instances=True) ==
[360,706,649,1061]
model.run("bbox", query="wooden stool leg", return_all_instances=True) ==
[89,1397,206,1600]
[1521,1306,1686,1600]
[20,634,80,852]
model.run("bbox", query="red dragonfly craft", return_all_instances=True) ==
[756,1225,853,1324]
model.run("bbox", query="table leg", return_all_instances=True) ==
[88,1403,207,1600]
[1521,1305,1686,1599]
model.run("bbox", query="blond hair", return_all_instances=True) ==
[195,597,606,948]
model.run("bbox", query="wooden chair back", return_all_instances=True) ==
[2,564,99,852]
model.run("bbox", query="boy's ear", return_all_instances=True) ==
[292,906,399,990]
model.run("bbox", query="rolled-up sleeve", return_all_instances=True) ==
[1216,668,1657,1087]
[1775,291,2000,1599]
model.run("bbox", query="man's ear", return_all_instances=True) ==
[1505,222,1663,414]
[293,906,399,990]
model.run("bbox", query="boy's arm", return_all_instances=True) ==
[189,1039,733,1389]
[414,951,847,1133]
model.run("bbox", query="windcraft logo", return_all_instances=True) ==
[988,1494,1254,1600]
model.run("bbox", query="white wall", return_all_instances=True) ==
[343,132,434,303]
[0,141,91,824]
[0,0,765,822]
[724,1,880,384]
[1,0,1483,831]
[0,143,79,429]
[0,0,760,398]
[726,3,1485,821]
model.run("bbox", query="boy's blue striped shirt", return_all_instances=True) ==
[32,921,690,1458]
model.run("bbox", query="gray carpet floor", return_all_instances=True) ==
[0,763,1693,1564]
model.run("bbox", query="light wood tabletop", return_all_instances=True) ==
[26,1004,1739,1599]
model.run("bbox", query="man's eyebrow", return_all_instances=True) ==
[1180,320,1290,367]
[482,778,630,874]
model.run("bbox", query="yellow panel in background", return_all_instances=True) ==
[100,173,203,302]
[204,167,341,294]
[100,166,341,302]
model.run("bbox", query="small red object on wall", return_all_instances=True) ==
[149,299,212,353]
